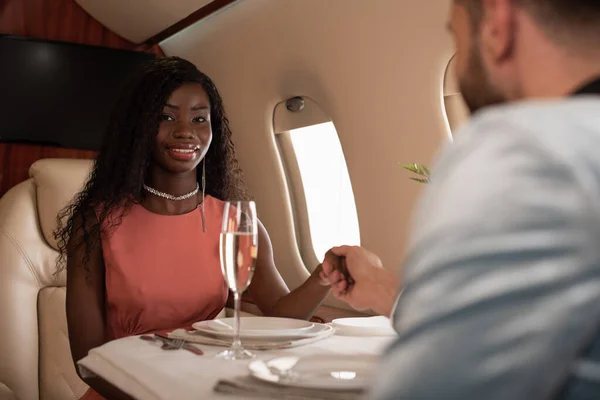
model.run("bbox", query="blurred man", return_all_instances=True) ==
[322,1,600,398]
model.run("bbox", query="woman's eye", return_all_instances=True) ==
[161,114,174,122]
[193,116,207,123]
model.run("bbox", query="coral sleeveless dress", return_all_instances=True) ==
[80,196,228,400]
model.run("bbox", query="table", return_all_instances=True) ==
[78,333,394,400]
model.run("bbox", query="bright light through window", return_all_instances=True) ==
[288,122,360,261]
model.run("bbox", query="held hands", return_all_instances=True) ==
[319,246,399,316]
[316,249,350,287]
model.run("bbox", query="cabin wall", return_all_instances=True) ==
[0,0,163,197]
[162,0,455,294]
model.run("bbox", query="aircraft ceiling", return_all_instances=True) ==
[74,0,216,43]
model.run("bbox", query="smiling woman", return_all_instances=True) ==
[53,56,336,400]
[157,87,210,165]
[145,82,213,218]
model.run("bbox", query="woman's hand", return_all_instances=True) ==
[317,249,346,286]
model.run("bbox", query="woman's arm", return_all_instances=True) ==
[66,212,134,400]
[246,220,332,320]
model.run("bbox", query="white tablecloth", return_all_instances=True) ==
[78,333,394,400]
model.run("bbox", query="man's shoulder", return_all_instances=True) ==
[418,97,600,240]
[469,96,600,125]
[443,98,600,186]
[457,97,600,153]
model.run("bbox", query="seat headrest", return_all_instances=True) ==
[29,159,94,250]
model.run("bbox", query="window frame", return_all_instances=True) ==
[275,131,321,271]
[273,96,361,272]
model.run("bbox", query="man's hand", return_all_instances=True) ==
[320,245,401,316]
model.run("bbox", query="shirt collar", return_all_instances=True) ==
[572,77,600,96]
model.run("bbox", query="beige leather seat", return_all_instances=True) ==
[0,158,239,400]
[0,159,92,400]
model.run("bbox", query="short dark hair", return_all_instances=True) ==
[458,0,600,44]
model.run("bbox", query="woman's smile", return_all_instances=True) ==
[165,143,202,162]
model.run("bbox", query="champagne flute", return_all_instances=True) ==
[216,200,258,360]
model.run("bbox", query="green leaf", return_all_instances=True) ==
[399,163,418,173]
[409,177,430,183]
[399,164,424,175]
[399,162,430,183]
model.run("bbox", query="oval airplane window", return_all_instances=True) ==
[273,97,360,270]
[442,54,470,136]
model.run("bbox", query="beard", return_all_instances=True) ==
[458,41,507,114]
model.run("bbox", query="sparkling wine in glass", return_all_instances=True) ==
[216,200,258,360]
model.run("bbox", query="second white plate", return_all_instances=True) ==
[192,317,319,339]
[331,316,397,337]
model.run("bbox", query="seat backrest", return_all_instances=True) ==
[0,159,93,400]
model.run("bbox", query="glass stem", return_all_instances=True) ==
[232,291,242,351]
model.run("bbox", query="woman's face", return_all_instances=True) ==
[153,83,213,174]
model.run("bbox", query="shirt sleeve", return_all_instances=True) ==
[371,120,600,400]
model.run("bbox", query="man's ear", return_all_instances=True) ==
[480,0,516,62]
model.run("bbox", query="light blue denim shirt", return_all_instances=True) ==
[371,97,600,400]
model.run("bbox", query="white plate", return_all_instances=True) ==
[207,317,314,334]
[331,316,397,337]
[248,354,378,390]
[192,317,321,339]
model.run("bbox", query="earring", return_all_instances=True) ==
[201,157,207,233]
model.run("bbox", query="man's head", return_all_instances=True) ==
[449,0,600,113]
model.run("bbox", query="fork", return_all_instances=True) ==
[161,338,185,350]
[161,337,204,355]
[140,334,177,348]
[140,334,203,355]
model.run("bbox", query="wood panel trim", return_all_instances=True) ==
[0,0,161,198]
[144,0,237,47]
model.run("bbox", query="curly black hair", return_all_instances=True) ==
[54,56,250,274]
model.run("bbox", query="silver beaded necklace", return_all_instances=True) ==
[143,183,199,201]
[143,181,206,232]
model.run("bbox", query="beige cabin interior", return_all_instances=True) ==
[0,1,470,399]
